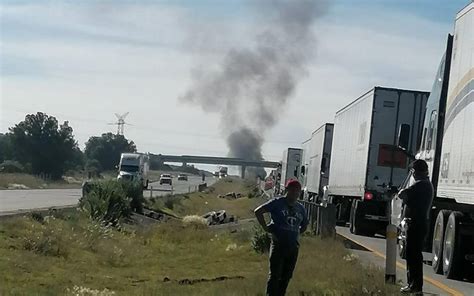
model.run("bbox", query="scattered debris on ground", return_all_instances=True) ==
[161,276,245,285]
[202,210,235,225]
[217,192,242,199]
[7,183,30,190]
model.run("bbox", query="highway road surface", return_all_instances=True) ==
[0,175,216,216]
[337,226,473,296]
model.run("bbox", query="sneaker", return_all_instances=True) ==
[400,286,422,295]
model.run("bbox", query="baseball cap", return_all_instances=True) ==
[285,178,301,188]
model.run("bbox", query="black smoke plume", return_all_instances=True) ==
[180,0,327,177]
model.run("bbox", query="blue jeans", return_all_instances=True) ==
[266,241,299,296]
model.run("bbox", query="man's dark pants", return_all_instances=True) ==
[266,241,299,296]
[406,221,427,290]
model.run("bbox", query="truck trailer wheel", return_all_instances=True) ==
[349,200,356,234]
[350,200,375,236]
[442,211,464,279]
[432,210,450,274]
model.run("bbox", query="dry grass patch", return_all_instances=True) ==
[0,210,400,296]
[0,173,83,189]
[149,177,263,220]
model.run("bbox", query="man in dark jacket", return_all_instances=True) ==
[254,179,309,296]
[398,160,434,294]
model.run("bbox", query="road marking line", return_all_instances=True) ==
[337,232,464,296]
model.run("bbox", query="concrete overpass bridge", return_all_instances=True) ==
[152,154,280,178]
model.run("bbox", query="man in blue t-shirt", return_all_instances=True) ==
[254,179,308,296]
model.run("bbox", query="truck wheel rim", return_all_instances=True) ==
[443,222,454,269]
[433,219,443,265]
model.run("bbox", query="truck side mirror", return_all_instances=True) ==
[301,165,305,176]
[397,124,411,151]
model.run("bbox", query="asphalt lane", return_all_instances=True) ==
[147,175,216,198]
[0,175,217,216]
[337,226,473,296]
[0,189,82,215]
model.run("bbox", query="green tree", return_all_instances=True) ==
[0,133,13,163]
[8,112,80,179]
[84,133,136,172]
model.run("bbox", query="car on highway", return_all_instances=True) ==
[177,174,188,181]
[159,174,173,185]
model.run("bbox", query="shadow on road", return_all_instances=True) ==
[337,234,371,252]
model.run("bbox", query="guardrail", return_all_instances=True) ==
[300,200,336,239]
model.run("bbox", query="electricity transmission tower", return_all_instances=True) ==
[108,112,130,135]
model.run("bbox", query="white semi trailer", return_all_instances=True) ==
[277,148,303,194]
[301,123,334,201]
[392,2,474,280]
[117,153,150,189]
[328,87,429,236]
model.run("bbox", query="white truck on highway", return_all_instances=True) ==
[328,86,429,236]
[117,153,150,189]
[218,166,228,178]
[301,123,334,201]
[277,148,303,194]
[392,2,474,280]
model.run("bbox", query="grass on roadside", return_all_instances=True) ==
[0,171,121,190]
[0,173,83,190]
[0,210,400,296]
[148,177,263,220]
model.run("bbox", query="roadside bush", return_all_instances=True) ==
[22,216,71,258]
[81,220,114,252]
[251,225,271,254]
[30,212,44,223]
[120,181,144,214]
[164,195,180,210]
[79,180,131,226]
[0,160,24,173]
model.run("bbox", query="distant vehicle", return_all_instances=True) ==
[392,3,474,279]
[327,86,429,236]
[159,174,173,185]
[177,174,188,181]
[301,123,334,202]
[117,153,150,189]
[218,166,228,178]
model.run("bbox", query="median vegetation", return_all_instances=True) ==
[0,178,400,295]
[148,177,263,220]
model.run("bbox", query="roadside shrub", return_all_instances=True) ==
[79,180,131,226]
[251,225,271,254]
[22,216,71,258]
[164,196,180,210]
[30,212,44,223]
[182,215,208,229]
[81,221,114,252]
[0,160,24,173]
[102,244,131,267]
[121,181,144,214]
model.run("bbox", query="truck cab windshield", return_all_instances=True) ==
[120,165,139,172]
